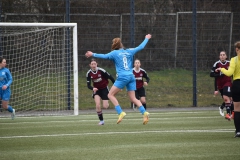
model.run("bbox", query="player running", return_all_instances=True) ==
[210,51,234,120]
[0,57,15,120]
[132,59,150,111]
[85,34,152,125]
[86,59,115,125]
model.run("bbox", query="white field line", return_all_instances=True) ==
[0,116,221,125]
[0,129,235,139]
[0,111,209,119]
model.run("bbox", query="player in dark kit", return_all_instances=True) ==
[210,51,234,120]
[86,59,115,125]
[132,59,150,110]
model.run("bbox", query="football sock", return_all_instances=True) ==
[234,111,240,132]
[7,105,13,113]
[143,103,147,110]
[225,103,231,114]
[97,111,103,121]
[231,102,234,112]
[138,106,146,115]
[115,105,122,115]
[220,102,225,109]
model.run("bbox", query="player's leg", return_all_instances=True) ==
[231,80,240,137]
[223,96,232,120]
[219,89,225,116]
[108,84,125,124]
[101,88,110,109]
[132,90,139,111]
[140,97,147,110]
[231,100,234,119]
[233,101,240,137]
[97,88,110,125]
[93,92,104,125]
[223,86,232,120]
[126,76,149,125]
[138,87,147,110]
[219,102,225,116]
[2,90,15,120]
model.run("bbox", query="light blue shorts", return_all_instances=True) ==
[0,89,11,101]
[114,74,136,91]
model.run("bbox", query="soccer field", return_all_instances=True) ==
[1,108,239,160]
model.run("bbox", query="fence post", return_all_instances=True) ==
[0,0,2,112]
[192,0,197,107]
[66,0,71,110]
[130,0,135,109]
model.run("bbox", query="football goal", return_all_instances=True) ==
[0,23,78,117]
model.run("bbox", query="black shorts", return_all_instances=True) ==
[232,80,240,102]
[135,87,146,100]
[219,86,232,98]
[92,87,109,100]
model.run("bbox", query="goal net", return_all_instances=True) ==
[0,23,78,117]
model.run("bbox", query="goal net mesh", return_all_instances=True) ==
[0,25,75,117]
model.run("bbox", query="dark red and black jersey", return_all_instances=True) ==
[133,68,150,89]
[86,67,115,90]
[210,60,232,90]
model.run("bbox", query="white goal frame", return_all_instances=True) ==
[0,23,79,116]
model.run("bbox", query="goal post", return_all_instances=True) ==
[0,23,78,116]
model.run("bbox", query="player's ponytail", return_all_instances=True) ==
[111,38,123,50]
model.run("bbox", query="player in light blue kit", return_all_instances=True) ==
[85,34,151,125]
[0,57,15,119]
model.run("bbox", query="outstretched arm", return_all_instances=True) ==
[85,51,111,59]
[217,57,235,77]
[130,34,152,54]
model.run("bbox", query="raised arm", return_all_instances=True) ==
[85,51,111,59]
[130,34,152,54]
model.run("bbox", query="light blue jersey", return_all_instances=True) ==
[0,67,13,100]
[93,38,149,77]
[0,67,12,88]
[93,38,149,90]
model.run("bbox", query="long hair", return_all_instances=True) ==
[111,38,123,50]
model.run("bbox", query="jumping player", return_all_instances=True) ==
[85,34,151,125]
[132,59,150,110]
[210,51,234,120]
[86,59,115,125]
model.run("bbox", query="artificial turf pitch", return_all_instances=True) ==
[1,109,239,160]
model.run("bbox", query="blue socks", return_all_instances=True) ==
[115,105,123,115]
[7,105,13,113]
[115,105,145,115]
[138,106,146,115]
